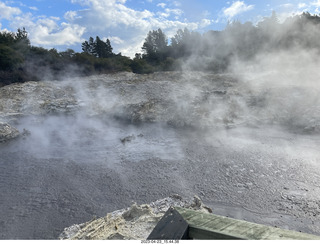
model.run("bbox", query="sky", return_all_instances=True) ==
[1,0,320,57]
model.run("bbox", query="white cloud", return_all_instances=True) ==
[199,18,211,28]
[1,0,212,57]
[32,23,85,46]
[280,3,293,9]
[172,1,181,7]
[64,0,203,57]
[158,8,183,18]
[298,3,307,9]
[64,11,79,21]
[312,0,320,7]
[157,3,166,8]
[10,13,85,48]
[158,11,170,18]
[29,6,38,11]
[107,36,124,45]
[167,8,183,16]
[0,1,21,19]
[0,2,84,49]
[223,1,254,18]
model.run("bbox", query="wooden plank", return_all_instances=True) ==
[175,207,320,240]
[147,207,189,240]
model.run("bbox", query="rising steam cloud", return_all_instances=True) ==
[2,11,320,240]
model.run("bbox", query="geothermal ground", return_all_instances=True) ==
[1,72,320,239]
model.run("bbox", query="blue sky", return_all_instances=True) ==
[1,0,320,57]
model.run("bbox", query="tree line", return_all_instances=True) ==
[1,12,320,85]
[135,11,320,73]
[0,31,132,85]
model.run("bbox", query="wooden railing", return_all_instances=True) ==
[148,207,320,240]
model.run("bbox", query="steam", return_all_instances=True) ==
[3,12,320,239]
[7,11,320,175]
[171,12,320,133]
[9,73,186,165]
[228,48,320,132]
[15,115,183,164]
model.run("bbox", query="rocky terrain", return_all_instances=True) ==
[1,72,320,239]
[59,195,211,240]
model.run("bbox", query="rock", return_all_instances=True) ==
[58,223,86,240]
[0,72,319,133]
[120,135,136,144]
[0,122,19,142]
[59,195,212,240]
[0,81,78,119]
[21,128,31,138]
[122,203,152,221]
[191,195,202,209]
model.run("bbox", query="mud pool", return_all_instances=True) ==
[1,72,320,239]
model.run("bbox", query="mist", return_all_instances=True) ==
[2,12,320,240]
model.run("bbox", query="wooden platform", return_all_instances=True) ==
[148,207,320,240]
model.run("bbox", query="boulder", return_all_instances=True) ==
[0,122,19,142]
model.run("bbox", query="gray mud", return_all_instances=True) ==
[1,72,320,239]
[1,119,320,239]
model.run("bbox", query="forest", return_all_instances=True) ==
[1,11,320,85]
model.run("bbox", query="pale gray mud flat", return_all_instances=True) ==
[1,72,320,239]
